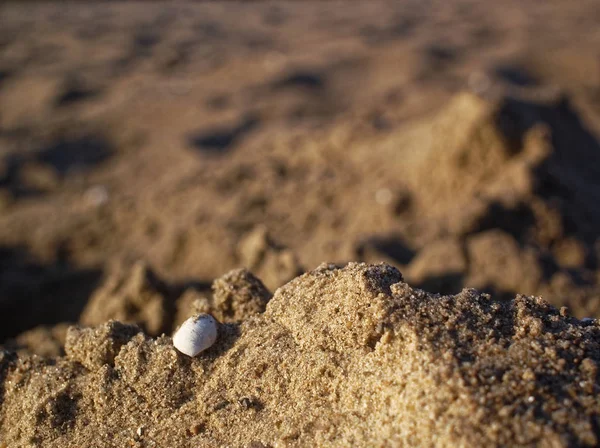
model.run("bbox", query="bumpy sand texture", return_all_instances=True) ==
[1,1,600,446]
[1,263,600,447]
[80,261,174,336]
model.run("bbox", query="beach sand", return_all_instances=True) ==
[1,0,600,445]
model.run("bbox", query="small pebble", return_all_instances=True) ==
[468,71,492,95]
[84,185,109,207]
[375,188,393,206]
[173,314,218,357]
[189,422,205,436]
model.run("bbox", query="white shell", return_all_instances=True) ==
[173,314,218,357]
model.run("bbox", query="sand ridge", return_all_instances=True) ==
[1,263,600,447]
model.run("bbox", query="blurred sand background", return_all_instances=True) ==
[1,0,600,340]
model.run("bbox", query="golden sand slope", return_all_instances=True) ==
[1,263,599,447]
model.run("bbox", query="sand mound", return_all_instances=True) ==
[80,261,174,336]
[396,89,600,314]
[409,89,600,240]
[2,263,599,447]
[1,85,600,332]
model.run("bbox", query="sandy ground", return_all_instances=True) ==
[1,0,600,446]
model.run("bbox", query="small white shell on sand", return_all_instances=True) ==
[173,314,218,357]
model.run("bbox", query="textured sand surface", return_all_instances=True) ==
[1,0,600,446]
[2,263,600,447]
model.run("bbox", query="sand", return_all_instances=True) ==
[2,263,600,447]
[1,0,600,446]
